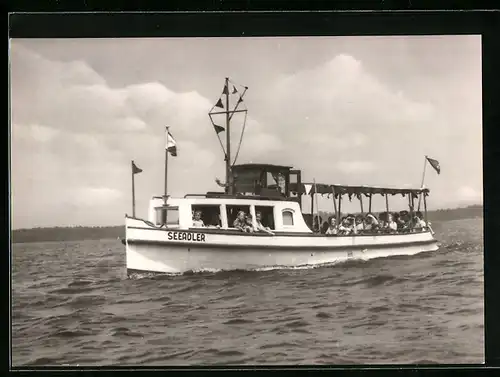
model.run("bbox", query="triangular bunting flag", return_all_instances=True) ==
[232,85,238,94]
[304,184,312,195]
[222,85,229,95]
[213,124,225,134]
[132,161,142,174]
[426,156,441,175]
[215,98,224,109]
[237,97,243,104]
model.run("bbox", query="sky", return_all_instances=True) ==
[10,36,482,229]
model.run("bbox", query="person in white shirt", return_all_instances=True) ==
[414,211,427,230]
[325,217,338,235]
[192,210,205,228]
[386,213,398,232]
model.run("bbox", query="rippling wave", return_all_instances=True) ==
[12,218,484,366]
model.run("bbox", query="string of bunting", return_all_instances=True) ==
[208,78,249,165]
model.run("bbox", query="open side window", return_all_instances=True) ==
[154,206,180,226]
[226,205,251,229]
[191,204,221,228]
[255,206,275,230]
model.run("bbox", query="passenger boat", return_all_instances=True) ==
[124,78,439,276]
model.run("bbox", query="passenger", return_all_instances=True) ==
[233,210,247,231]
[320,219,330,234]
[393,212,403,231]
[364,213,379,231]
[378,212,387,230]
[244,215,255,233]
[386,213,398,232]
[255,211,274,235]
[192,210,205,228]
[398,211,410,232]
[325,217,338,235]
[414,211,427,230]
[355,215,364,233]
[337,216,350,235]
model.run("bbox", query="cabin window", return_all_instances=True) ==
[154,206,179,226]
[255,206,275,230]
[226,205,251,228]
[191,205,221,228]
[282,209,294,226]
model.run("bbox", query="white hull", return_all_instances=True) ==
[125,217,439,275]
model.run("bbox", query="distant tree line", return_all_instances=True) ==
[12,204,482,244]
[12,225,125,244]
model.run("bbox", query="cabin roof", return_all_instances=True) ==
[233,163,293,171]
[295,183,430,196]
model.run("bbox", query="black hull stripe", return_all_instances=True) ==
[125,238,438,251]
[127,225,433,238]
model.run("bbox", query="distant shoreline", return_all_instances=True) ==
[11,204,483,244]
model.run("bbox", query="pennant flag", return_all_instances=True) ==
[166,128,177,157]
[132,161,142,174]
[426,156,441,174]
[222,84,229,95]
[232,85,238,94]
[304,184,312,195]
[237,96,243,104]
[213,124,225,134]
[215,98,224,109]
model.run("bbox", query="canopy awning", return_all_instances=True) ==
[291,183,430,197]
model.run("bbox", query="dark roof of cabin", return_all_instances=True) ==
[233,163,293,171]
[293,183,430,196]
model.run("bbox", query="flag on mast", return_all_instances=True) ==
[132,161,142,174]
[213,124,225,134]
[426,156,440,174]
[166,128,177,157]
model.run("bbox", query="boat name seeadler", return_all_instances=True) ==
[168,231,206,242]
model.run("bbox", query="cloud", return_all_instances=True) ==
[10,45,226,227]
[10,38,482,227]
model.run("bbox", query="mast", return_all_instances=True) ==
[225,77,232,195]
[208,78,248,195]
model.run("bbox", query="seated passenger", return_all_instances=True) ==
[244,215,255,233]
[414,211,427,230]
[354,215,364,233]
[320,219,330,234]
[398,211,411,231]
[192,210,205,228]
[255,211,274,234]
[364,213,379,231]
[233,210,247,231]
[339,216,355,235]
[386,213,398,232]
[378,212,388,230]
[325,217,338,235]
